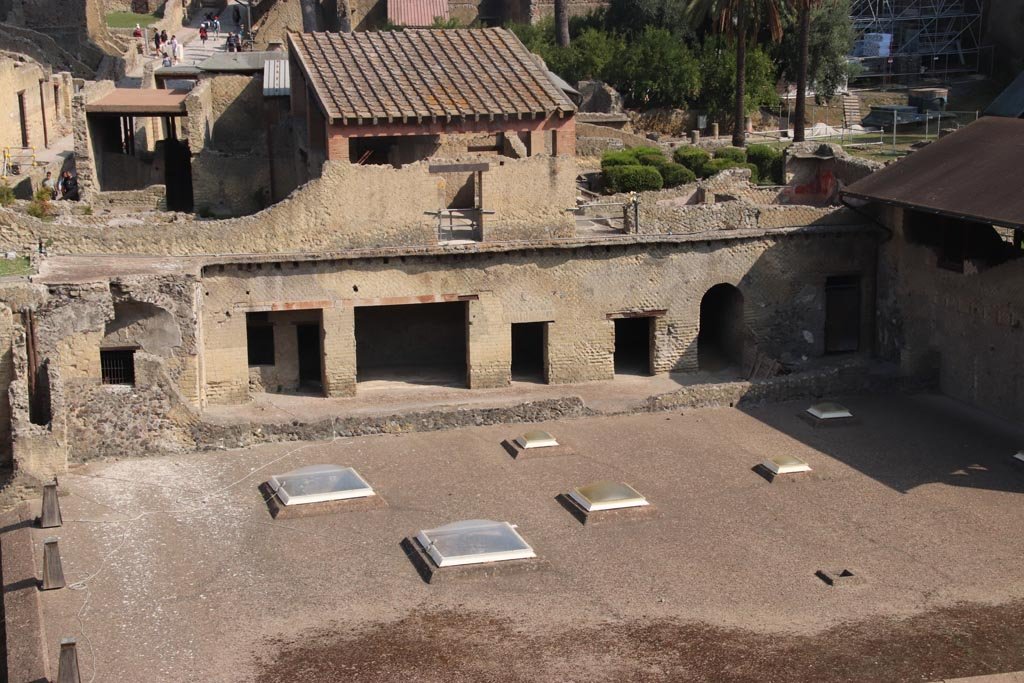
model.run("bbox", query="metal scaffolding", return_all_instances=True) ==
[849,0,987,82]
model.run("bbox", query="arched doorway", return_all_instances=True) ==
[698,284,744,371]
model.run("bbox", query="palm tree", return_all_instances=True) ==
[791,0,824,142]
[686,0,785,147]
[555,0,570,47]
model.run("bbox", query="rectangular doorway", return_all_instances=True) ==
[355,301,468,388]
[824,275,861,353]
[17,91,28,148]
[296,323,323,391]
[614,317,654,376]
[511,322,547,383]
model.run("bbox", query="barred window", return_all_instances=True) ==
[100,349,136,386]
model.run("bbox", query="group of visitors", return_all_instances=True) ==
[41,171,79,202]
[151,29,185,65]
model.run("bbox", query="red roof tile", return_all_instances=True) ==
[387,0,449,28]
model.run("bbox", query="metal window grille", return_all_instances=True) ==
[100,349,136,385]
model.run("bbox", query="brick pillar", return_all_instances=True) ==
[552,117,575,157]
[202,309,250,405]
[322,305,356,397]
[326,130,349,162]
[527,129,544,157]
[466,294,509,389]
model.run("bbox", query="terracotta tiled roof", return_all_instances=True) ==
[287,29,576,124]
[387,0,449,28]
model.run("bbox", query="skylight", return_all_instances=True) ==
[762,455,812,475]
[514,430,558,449]
[415,520,536,567]
[268,465,375,506]
[568,481,649,512]
[806,402,853,420]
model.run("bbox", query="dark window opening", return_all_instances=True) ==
[355,301,467,387]
[614,316,653,376]
[246,313,275,366]
[698,284,744,372]
[100,349,136,385]
[17,91,28,148]
[825,275,861,354]
[906,211,1021,273]
[511,322,547,383]
[349,135,439,167]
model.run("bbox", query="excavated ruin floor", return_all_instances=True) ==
[23,394,1024,681]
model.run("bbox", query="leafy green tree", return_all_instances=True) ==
[779,0,856,141]
[607,27,700,107]
[685,0,785,147]
[697,37,778,123]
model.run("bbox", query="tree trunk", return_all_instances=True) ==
[555,0,570,47]
[733,3,747,147]
[793,4,811,142]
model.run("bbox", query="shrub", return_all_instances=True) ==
[27,186,54,219]
[634,151,670,168]
[605,164,664,193]
[601,150,639,170]
[746,144,785,184]
[713,146,747,163]
[658,162,696,188]
[673,146,711,174]
[0,182,14,207]
[606,27,701,108]
[699,158,759,183]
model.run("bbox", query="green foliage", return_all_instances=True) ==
[607,27,700,107]
[697,37,779,119]
[601,146,666,171]
[605,164,664,192]
[673,146,711,174]
[713,146,747,163]
[746,144,785,184]
[778,0,857,103]
[601,150,640,169]
[105,10,161,28]
[0,182,14,207]
[28,187,53,219]
[700,158,759,181]
[0,256,31,277]
[658,162,696,187]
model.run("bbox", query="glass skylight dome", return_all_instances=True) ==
[762,455,812,475]
[514,430,559,449]
[415,519,536,567]
[268,465,375,506]
[806,402,853,420]
[1014,451,1024,464]
[568,481,649,512]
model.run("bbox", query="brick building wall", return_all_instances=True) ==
[0,57,64,154]
[199,229,877,403]
[876,206,1024,422]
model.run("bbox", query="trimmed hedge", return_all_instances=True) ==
[672,146,711,174]
[635,151,670,168]
[746,144,785,184]
[605,164,664,192]
[700,158,759,183]
[713,146,747,163]
[601,150,640,170]
[658,162,696,188]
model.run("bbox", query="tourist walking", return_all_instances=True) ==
[199,25,208,46]
[174,38,184,64]
[153,30,161,55]
[160,29,168,46]
[168,35,179,64]
[213,17,220,36]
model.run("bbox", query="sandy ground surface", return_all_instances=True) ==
[29,393,1024,681]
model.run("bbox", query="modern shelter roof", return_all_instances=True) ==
[842,117,1024,229]
[984,70,1024,118]
[287,29,576,124]
[84,88,189,115]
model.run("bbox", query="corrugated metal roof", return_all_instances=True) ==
[263,59,290,97]
[287,29,576,124]
[984,70,1024,118]
[387,0,449,27]
[842,117,1024,229]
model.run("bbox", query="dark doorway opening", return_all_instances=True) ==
[296,323,323,391]
[355,301,468,387]
[511,322,546,383]
[16,91,28,148]
[825,275,861,354]
[164,137,193,212]
[614,317,653,376]
[698,284,744,371]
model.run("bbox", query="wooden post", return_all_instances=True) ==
[58,638,82,683]
[40,479,62,528]
[42,537,65,590]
